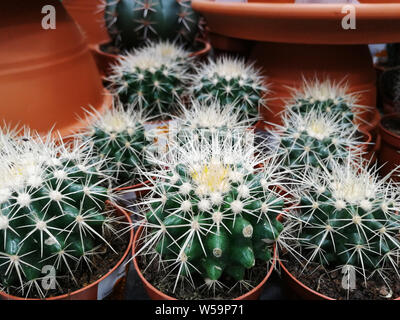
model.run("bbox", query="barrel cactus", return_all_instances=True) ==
[170,100,255,146]
[190,56,268,121]
[108,41,192,118]
[103,0,200,50]
[0,132,119,298]
[287,78,367,126]
[79,106,157,187]
[272,109,364,170]
[282,159,400,288]
[133,132,289,296]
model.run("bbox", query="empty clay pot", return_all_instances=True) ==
[63,0,110,45]
[0,202,134,300]
[0,0,111,137]
[378,113,400,181]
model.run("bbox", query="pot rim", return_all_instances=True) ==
[132,224,277,300]
[0,201,134,300]
[90,37,212,61]
[379,112,400,140]
[278,256,335,300]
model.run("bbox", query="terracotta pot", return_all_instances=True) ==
[0,1,111,137]
[63,0,110,45]
[209,32,252,57]
[378,113,400,181]
[0,201,134,300]
[192,0,400,127]
[90,38,212,78]
[279,258,334,300]
[132,225,277,300]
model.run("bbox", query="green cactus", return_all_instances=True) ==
[132,132,289,296]
[104,0,200,50]
[108,41,192,119]
[171,100,255,146]
[282,159,400,284]
[287,79,365,126]
[0,131,118,298]
[80,106,156,186]
[190,56,268,121]
[273,109,364,170]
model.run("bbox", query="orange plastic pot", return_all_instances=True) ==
[279,258,334,300]
[378,113,400,181]
[90,38,212,78]
[63,0,110,45]
[0,1,111,136]
[0,202,134,300]
[132,225,277,300]
[191,0,400,127]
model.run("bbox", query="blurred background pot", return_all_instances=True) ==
[0,0,111,137]
[378,113,400,181]
[63,0,110,45]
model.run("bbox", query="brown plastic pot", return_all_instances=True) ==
[63,0,110,45]
[191,0,400,127]
[279,258,334,300]
[90,38,212,78]
[0,201,134,300]
[0,1,111,136]
[378,113,400,181]
[132,225,277,300]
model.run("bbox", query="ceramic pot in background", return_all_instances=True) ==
[0,0,111,137]
[63,0,110,45]
[378,113,400,181]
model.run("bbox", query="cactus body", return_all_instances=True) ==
[274,110,363,170]
[171,100,255,146]
[285,160,400,278]
[287,79,365,125]
[108,41,191,118]
[190,57,268,121]
[104,0,199,50]
[0,132,117,298]
[133,133,288,295]
[80,106,155,186]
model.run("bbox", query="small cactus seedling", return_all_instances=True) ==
[271,109,365,170]
[103,0,200,50]
[286,78,369,126]
[0,131,120,298]
[79,105,156,187]
[170,100,256,146]
[281,158,400,291]
[132,132,290,296]
[190,56,268,121]
[108,41,192,118]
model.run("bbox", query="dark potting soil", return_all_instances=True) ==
[282,253,400,300]
[6,209,130,299]
[137,252,273,300]
[383,117,400,137]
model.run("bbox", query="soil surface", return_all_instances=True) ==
[282,253,400,300]
[136,250,273,300]
[5,208,130,299]
[383,118,400,137]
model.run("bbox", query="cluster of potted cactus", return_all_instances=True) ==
[2,0,400,302]
[0,129,133,299]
